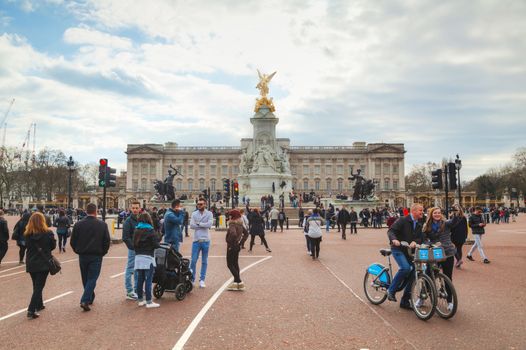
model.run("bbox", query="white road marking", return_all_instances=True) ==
[172,256,272,350]
[110,272,125,279]
[0,260,21,265]
[320,261,418,350]
[0,258,78,279]
[0,291,74,322]
[0,264,25,274]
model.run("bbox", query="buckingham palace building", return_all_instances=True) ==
[125,140,407,208]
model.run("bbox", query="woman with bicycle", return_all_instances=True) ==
[422,207,456,311]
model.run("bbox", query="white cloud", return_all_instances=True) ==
[63,26,132,50]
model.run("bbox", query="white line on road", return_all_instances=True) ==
[0,291,74,322]
[172,256,272,350]
[0,258,78,279]
[0,264,25,274]
[110,272,125,279]
[321,261,418,350]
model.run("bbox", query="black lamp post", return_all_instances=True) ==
[67,156,75,211]
[455,154,462,207]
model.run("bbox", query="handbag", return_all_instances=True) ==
[37,241,62,275]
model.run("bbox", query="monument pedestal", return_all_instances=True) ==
[239,171,293,201]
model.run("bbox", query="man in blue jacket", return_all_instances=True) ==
[163,199,185,251]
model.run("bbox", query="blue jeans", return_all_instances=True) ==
[191,241,210,282]
[79,255,102,304]
[325,220,331,232]
[165,240,181,252]
[136,264,155,302]
[388,248,414,301]
[125,249,138,294]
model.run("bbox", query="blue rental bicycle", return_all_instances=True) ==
[363,242,437,321]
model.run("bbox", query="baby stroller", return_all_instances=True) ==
[153,243,193,301]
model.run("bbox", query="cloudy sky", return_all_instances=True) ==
[1,0,524,180]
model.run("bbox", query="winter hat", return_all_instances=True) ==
[229,209,241,220]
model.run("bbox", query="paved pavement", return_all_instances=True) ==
[0,214,525,349]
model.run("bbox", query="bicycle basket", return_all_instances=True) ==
[367,263,389,284]
[432,247,446,262]
[414,247,430,262]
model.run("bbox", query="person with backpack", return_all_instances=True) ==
[278,209,286,232]
[306,208,325,260]
[13,211,31,264]
[54,209,71,253]
[303,209,312,255]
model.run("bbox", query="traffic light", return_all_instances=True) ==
[106,166,117,187]
[233,181,239,196]
[448,162,457,190]
[223,179,230,193]
[431,169,443,190]
[98,158,108,187]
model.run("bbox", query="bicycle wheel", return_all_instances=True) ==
[434,272,458,319]
[363,272,388,305]
[410,273,437,321]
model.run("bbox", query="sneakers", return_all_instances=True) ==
[414,298,423,308]
[307,251,311,255]
[138,300,147,307]
[466,255,474,261]
[146,302,160,308]
[126,292,138,300]
[227,282,238,291]
[483,259,491,264]
[447,302,455,312]
[199,280,206,288]
[237,282,245,291]
[387,293,397,302]
[266,248,272,253]
[27,311,40,319]
[80,303,91,312]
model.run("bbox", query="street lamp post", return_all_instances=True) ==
[455,154,462,208]
[67,156,75,212]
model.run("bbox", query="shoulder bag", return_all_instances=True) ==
[36,239,61,275]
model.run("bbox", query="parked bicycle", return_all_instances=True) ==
[363,241,437,321]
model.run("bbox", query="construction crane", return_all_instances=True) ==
[1,98,15,154]
[16,123,36,162]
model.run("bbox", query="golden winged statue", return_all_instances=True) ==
[255,70,277,112]
[256,69,276,98]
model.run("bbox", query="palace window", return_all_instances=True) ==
[384,163,390,174]
[150,164,156,175]
[303,165,309,175]
[304,179,309,190]
[384,178,390,190]
[199,165,205,177]
[393,179,399,190]
[315,180,320,191]
[337,178,343,192]
[188,180,193,191]
[188,165,194,177]
[211,179,216,192]
[337,165,343,175]
[326,165,332,175]
[141,178,147,191]
[210,165,216,176]
[375,163,381,176]
[392,164,399,174]
[314,165,320,175]
[199,179,205,190]
[326,179,332,191]
[222,165,228,176]
[132,180,138,191]
[348,165,354,175]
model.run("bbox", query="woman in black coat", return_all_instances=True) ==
[13,212,31,264]
[449,205,468,268]
[54,209,71,253]
[25,212,57,319]
[248,208,271,253]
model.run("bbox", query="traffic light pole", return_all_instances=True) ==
[231,184,234,208]
[444,163,449,218]
[102,185,107,221]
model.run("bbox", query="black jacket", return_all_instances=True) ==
[122,215,138,250]
[248,213,265,235]
[337,209,351,224]
[468,214,485,235]
[133,227,160,256]
[349,211,358,223]
[450,216,468,244]
[0,218,8,242]
[54,216,71,234]
[387,215,423,250]
[70,216,110,256]
[25,231,56,273]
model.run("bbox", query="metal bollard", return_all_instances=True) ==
[286,217,289,229]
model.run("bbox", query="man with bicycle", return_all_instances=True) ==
[386,204,424,309]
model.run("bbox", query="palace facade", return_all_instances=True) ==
[125,140,407,208]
